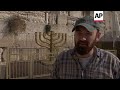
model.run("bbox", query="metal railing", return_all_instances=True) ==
[5,47,58,79]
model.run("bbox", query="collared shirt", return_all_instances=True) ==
[78,55,93,69]
[51,47,120,79]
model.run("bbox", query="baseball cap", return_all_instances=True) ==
[72,16,103,32]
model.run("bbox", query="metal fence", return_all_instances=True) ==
[5,47,61,79]
[0,31,69,79]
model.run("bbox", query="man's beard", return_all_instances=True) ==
[75,39,97,55]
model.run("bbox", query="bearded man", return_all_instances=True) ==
[51,16,120,79]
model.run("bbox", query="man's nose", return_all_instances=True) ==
[80,37,86,41]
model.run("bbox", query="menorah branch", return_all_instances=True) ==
[38,32,49,45]
[35,32,49,49]
[43,33,50,41]
[53,33,61,41]
[54,33,67,47]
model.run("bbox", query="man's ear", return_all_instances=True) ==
[96,31,101,42]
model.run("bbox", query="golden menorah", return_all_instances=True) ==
[35,31,67,62]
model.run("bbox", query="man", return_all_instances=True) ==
[51,16,120,79]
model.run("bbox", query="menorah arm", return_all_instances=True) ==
[43,33,50,41]
[53,33,64,45]
[39,32,50,45]
[35,37,49,49]
[54,33,67,45]
[35,32,49,49]
[53,33,61,41]
[54,34,67,47]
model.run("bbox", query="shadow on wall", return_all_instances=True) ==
[2,15,26,37]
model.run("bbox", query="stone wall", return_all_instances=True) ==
[0,11,77,48]
[0,11,120,61]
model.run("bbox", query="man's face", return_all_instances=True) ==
[74,26,101,55]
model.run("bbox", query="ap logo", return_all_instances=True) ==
[94,11,104,22]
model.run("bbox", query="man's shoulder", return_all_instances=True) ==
[98,48,116,56]
[56,48,74,58]
[97,48,120,61]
